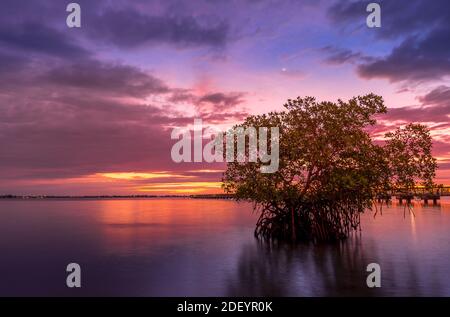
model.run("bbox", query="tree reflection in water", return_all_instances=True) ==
[226,234,436,296]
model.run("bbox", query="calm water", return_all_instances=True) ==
[1,198,450,296]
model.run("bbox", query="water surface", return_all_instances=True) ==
[1,198,450,296]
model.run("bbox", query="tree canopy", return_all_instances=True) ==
[222,94,437,243]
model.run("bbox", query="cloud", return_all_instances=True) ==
[197,92,248,122]
[41,61,170,98]
[366,85,450,153]
[169,90,245,108]
[357,27,450,82]
[418,85,450,106]
[0,32,240,187]
[320,46,370,65]
[89,8,229,49]
[326,1,450,83]
[168,90,248,122]
[325,1,450,176]
[384,106,450,124]
[0,90,225,186]
[327,0,450,39]
[381,86,450,124]
[198,92,245,109]
[0,22,89,59]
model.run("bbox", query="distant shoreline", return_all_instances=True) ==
[0,194,235,200]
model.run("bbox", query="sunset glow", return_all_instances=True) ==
[1,0,449,195]
[137,182,223,194]
[99,172,194,180]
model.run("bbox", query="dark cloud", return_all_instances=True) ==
[41,61,170,98]
[384,105,450,123]
[327,0,450,83]
[89,8,229,48]
[418,85,450,106]
[382,86,450,123]
[197,92,248,123]
[0,67,194,176]
[198,92,245,109]
[168,90,248,122]
[201,110,249,124]
[0,22,89,59]
[0,47,244,183]
[357,26,450,82]
[169,90,245,108]
[0,92,192,179]
[328,0,450,39]
[320,46,369,65]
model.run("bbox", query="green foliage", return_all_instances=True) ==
[385,123,437,192]
[222,94,437,242]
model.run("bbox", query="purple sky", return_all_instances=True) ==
[1,0,450,195]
